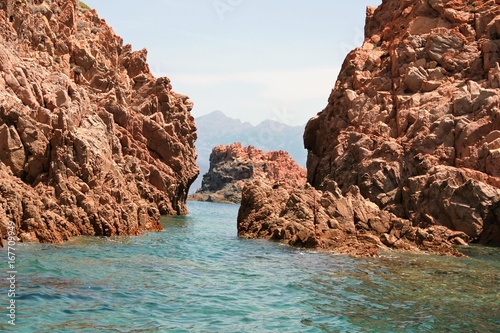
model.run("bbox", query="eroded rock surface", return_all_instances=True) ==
[0,0,198,243]
[191,143,306,204]
[238,0,500,255]
[238,180,468,257]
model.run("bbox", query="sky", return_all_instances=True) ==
[83,0,382,125]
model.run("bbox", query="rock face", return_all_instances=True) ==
[0,0,198,243]
[191,143,306,204]
[238,0,500,255]
[238,181,468,256]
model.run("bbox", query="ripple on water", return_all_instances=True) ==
[1,202,499,333]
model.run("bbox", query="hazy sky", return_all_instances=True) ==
[83,0,382,125]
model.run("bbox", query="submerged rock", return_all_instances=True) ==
[0,0,198,243]
[238,0,500,255]
[190,143,306,204]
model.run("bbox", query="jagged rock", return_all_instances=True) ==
[190,143,306,204]
[0,123,25,177]
[306,0,500,247]
[238,180,465,257]
[0,0,198,243]
[239,0,500,255]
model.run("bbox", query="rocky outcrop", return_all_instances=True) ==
[0,0,198,243]
[192,111,306,193]
[238,180,467,257]
[190,143,306,204]
[238,0,500,255]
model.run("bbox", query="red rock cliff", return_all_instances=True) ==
[238,0,500,255]
[304,0,500,244]
[0,0,198,243]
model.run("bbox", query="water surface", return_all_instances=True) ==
[1,202,499,332]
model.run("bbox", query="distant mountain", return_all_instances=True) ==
[192,111,306,193]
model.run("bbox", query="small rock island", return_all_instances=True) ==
[190,142,306,204]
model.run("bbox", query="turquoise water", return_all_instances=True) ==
[1,201,499,333]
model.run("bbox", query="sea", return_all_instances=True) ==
[1,201,499,333]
